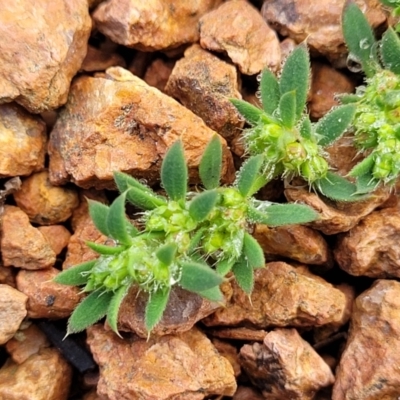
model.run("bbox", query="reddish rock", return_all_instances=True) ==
[240,328,334,399]
[0,0,91,113]
[0,104,47,177]
[16,268,82,319]
[333,280,400,400]
[204,262,347,329]
[13,170,79,225]
[200,0,281,75]
[93,0,222,51]
[87,324,237,399]
[0,263,16,287]
[37,225,71,256]
[1,206,56,270]
[233,386,264,400]
[144,58,175,92]
[0,348,72,400]
[48,67,234,189]
[280,37,297,60]
[0,284,27,345]
[83,390,102,400]
[80,44,126,73]
[208,326,267,342]
[212,338,241,377]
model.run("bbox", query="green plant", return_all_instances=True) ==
[380,0,400,32]
[55,136,318,336]
[341,1,400,192]
[230,44,369,201]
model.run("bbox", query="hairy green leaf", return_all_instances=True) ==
[161,140,188,201]
[113,171,155,195]
[381,27,400,74]
[189,190,219,222]
[86,241,125,255]
[106,285,130,336]
[67,290,113,335]
[54,260,96,286]
[199,135,223,190]
[145,288,171,332]
[279,90,297,128]
[232,256,254,294]
[380,0,400,7]
[126,186,167,210]
[260,69,280,115]
[342,2,379,77]
[155,243,178,266]
[216,258,235,276]
[316,104,356,147]
[237,155,266,197]
[88,200,110,237]
[279,45,310,120]
[106,192,132,246]
[230,98,265,125]
[299,116,312,140]
[243,232,265,269]
[187,227,206,255]
[355,172,379,194]
[196,286,224,302]
[179,261,224,292]
[338,93,361,104]
[348,153,375,178]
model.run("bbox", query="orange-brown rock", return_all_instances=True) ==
[233,386,264,400]
[240,328,334,399]
[144,58,175,92]
[166,44,243,140]
[200,0,281,75]
[0,0,91,113]
[16,268,82,319]
[0,104,47,177]
[83,390,102,400]
[284,186,391,235]
[333,280,400,400]
[48,67,234,189]
[261,0,386,65]
[13,170,79,225]
[37,225,71,255]
[0,348,72,400]
[87,324,237,399]
[253,223,332,266]
[334,207,400,278]
[203,262,346,329]
[80,44,126,73]
[1,206,56,270]
[93,0,222,51]
[212,338,241,377]
[6,323,50,364]
[0,263,16,287]
[208,326,267,342]
[0,284,27,345]
[118,285,221,338]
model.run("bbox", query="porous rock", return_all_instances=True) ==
[165,44,243,140]
[203,262,346,328]
[87,324,237,399]
[333,280,400,399]
[93,0,223,51]
[240,328,334,399]
[1,206,56,270]
[0,0,91,113]
[48,67,234,189]
[0,284,27,345]
[0,104,47,177]
[200,0,281,75]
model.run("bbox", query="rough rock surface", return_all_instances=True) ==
[37,225,71,255]
[334,207,400,278]
[261,0,386,65]
[0,0,91,113]
[87,324,237,399]
[333,280,400,399]
[1,206,56,270]
[208,327,267,342]
[253,223,331,266]
[93,0,222,51]
[166,44,243,140]
[0,104,47,177]
[16,268,82,319]
[240,328,334,399]
[118,285,221,338]
[200,0,281,75]
[144,58,175,92]
[48,67,234,189]
[204,262,346,328]
[0,264,16,287]
[13,170,79,225]
[233,386,264,400]
[0,284,27,345]
[0,348,72,400]
[80,44,126,73]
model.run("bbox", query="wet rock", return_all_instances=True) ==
[334,207,400,278]
[37,225,71,256]
[253,223,332,266]
[0,104,47,177]
[13,170,79,225]
[16,267,82,319]
[284,186,391,235]
[0,347,72,400]
[261,0,386,65]
[0,0,91,113]
[240,328,334,399]
[144,58,175,92]
[80,44,126,73]
[0,284,27,345]
[200,0,281,75]
[1,206,56,270]
[203,262,346,329]
[48,67,234,189]
[87,324,237,399]
[333,280,400,400]
[93,0,222,51]
[118,285,221,338]
[166,44,243,140]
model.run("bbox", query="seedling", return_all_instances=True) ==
[55,136,318,336]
